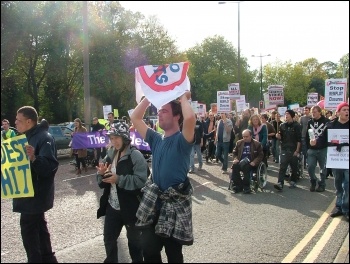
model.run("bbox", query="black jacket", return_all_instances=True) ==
[97,146,148,225]
[13,124,59,214]
[279,121,302,152]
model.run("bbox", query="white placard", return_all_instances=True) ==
[127,109,134,117]
[307,93,318,106]
[324,79,347,109]
[278,106,288,117]
[326,129,349,169]
[217,91,231,113]
[268,85,284,105]
[197,103,206,117]
[191,101,198,114]
[228,83,241,99]
[103,105,112,120]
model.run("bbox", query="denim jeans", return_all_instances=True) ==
[20,213,58,263]
[189,144,203,170]
[301,137,308,166]
[215,141,230,171]
[307,148,327,187]
[278,150,299,184]
[271,138,280,162]
[333,169,349,215]
[104,203,143,263]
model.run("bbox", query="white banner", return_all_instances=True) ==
[236,95,246,113]
[228,83,241,99]
[268,85,284,105]
[278,106,287,117]
[326,129,349,169]
[307,93,318,106]
[135,62,190,109]
[191,101,198,114]
[217,91,231,113]
[324,79,347,109]
[197,103,206,117]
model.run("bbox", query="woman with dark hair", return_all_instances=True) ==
[72,118,88,174]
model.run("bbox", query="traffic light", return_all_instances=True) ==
[259,100,264,109]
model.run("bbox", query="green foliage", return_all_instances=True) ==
[1,1,349,123]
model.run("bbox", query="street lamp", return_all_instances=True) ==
[252,54,271,101]
[218,1,242,98]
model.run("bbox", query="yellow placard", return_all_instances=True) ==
[114,109,119,118]
[98,119,108,126]
[1,134,34,199]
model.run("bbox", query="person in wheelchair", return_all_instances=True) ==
[229,129,264,194]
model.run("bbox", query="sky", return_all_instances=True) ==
[119,1,349,71]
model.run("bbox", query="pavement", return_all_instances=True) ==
[334,233,349,263]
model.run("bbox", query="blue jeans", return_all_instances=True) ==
[301,137,308,166]
[307,148,327,187]
[104,203,143,263]
[333,168,349,215]
[189,144,203,170]
[215,141,230,171]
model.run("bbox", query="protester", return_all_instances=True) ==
[96,122,148,263]
[130,91,196,263]
[274,110,302,191]
[189,114,204,173]
[1,119,16,141]
[311,102,349,222]
[13,106,59,263]
[215,112,233,174]
[72,118,88,175]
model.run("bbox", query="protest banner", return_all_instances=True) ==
[307,93,318,106]
[324,79,347,109]
[135,62,190,109]
[217,91,231,113]
[268,85,284,105]
[326,129,349,169]
[71,131,151,152]
[103,105,112,119]
[1,135,34,199]
[228,83,241,99]
[197,103,206,117]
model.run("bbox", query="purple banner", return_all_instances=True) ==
[72,130,151,152]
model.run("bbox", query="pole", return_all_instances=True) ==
[83,1,91,131]
[260,55,263,101]
[238,2,241,100]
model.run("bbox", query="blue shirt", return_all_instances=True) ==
[146,128,193,191]
[241,142,251,161]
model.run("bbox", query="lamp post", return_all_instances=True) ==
[252,54,271,101]
[218,1,242,98]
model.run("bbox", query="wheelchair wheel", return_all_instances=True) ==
[257,162,267,190]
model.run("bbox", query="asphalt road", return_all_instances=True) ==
[1,154,348,263]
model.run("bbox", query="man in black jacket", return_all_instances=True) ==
[13,106,59,263]
[305,105,329,192]
[274,110,302,191]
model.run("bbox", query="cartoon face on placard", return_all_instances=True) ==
[137,62,189,92]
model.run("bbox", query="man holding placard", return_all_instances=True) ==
[310,102,349,222]
[13,106,59,262]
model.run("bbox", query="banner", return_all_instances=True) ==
[71,131,151,152]
[217,91,231,113]
[268,85,284,105]
[228,83,241,99]
[324,79,347,109]
[307,93,318,106]
[236,95,246,113]
[103,105,112,120]
[135,62,190,109]
[197,103,206,117]
[191,101,198,114]
[1,135,34,199]
[326,129,349,169]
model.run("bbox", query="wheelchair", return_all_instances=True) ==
[250,161,268,192]
[230,161,268,193]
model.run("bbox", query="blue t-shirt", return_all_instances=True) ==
[241,142,251,161]
[146,128,193,191]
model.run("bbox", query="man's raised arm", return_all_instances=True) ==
[180,91,196,143]
[130,97,150,140]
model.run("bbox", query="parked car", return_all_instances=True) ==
[48,125,72,150]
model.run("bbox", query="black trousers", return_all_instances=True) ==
[20,213,57,263]
[140,224,183,263]
[278,150,299,184]
[231,162,256,190]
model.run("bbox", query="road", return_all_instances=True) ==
[1,154,348,263]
